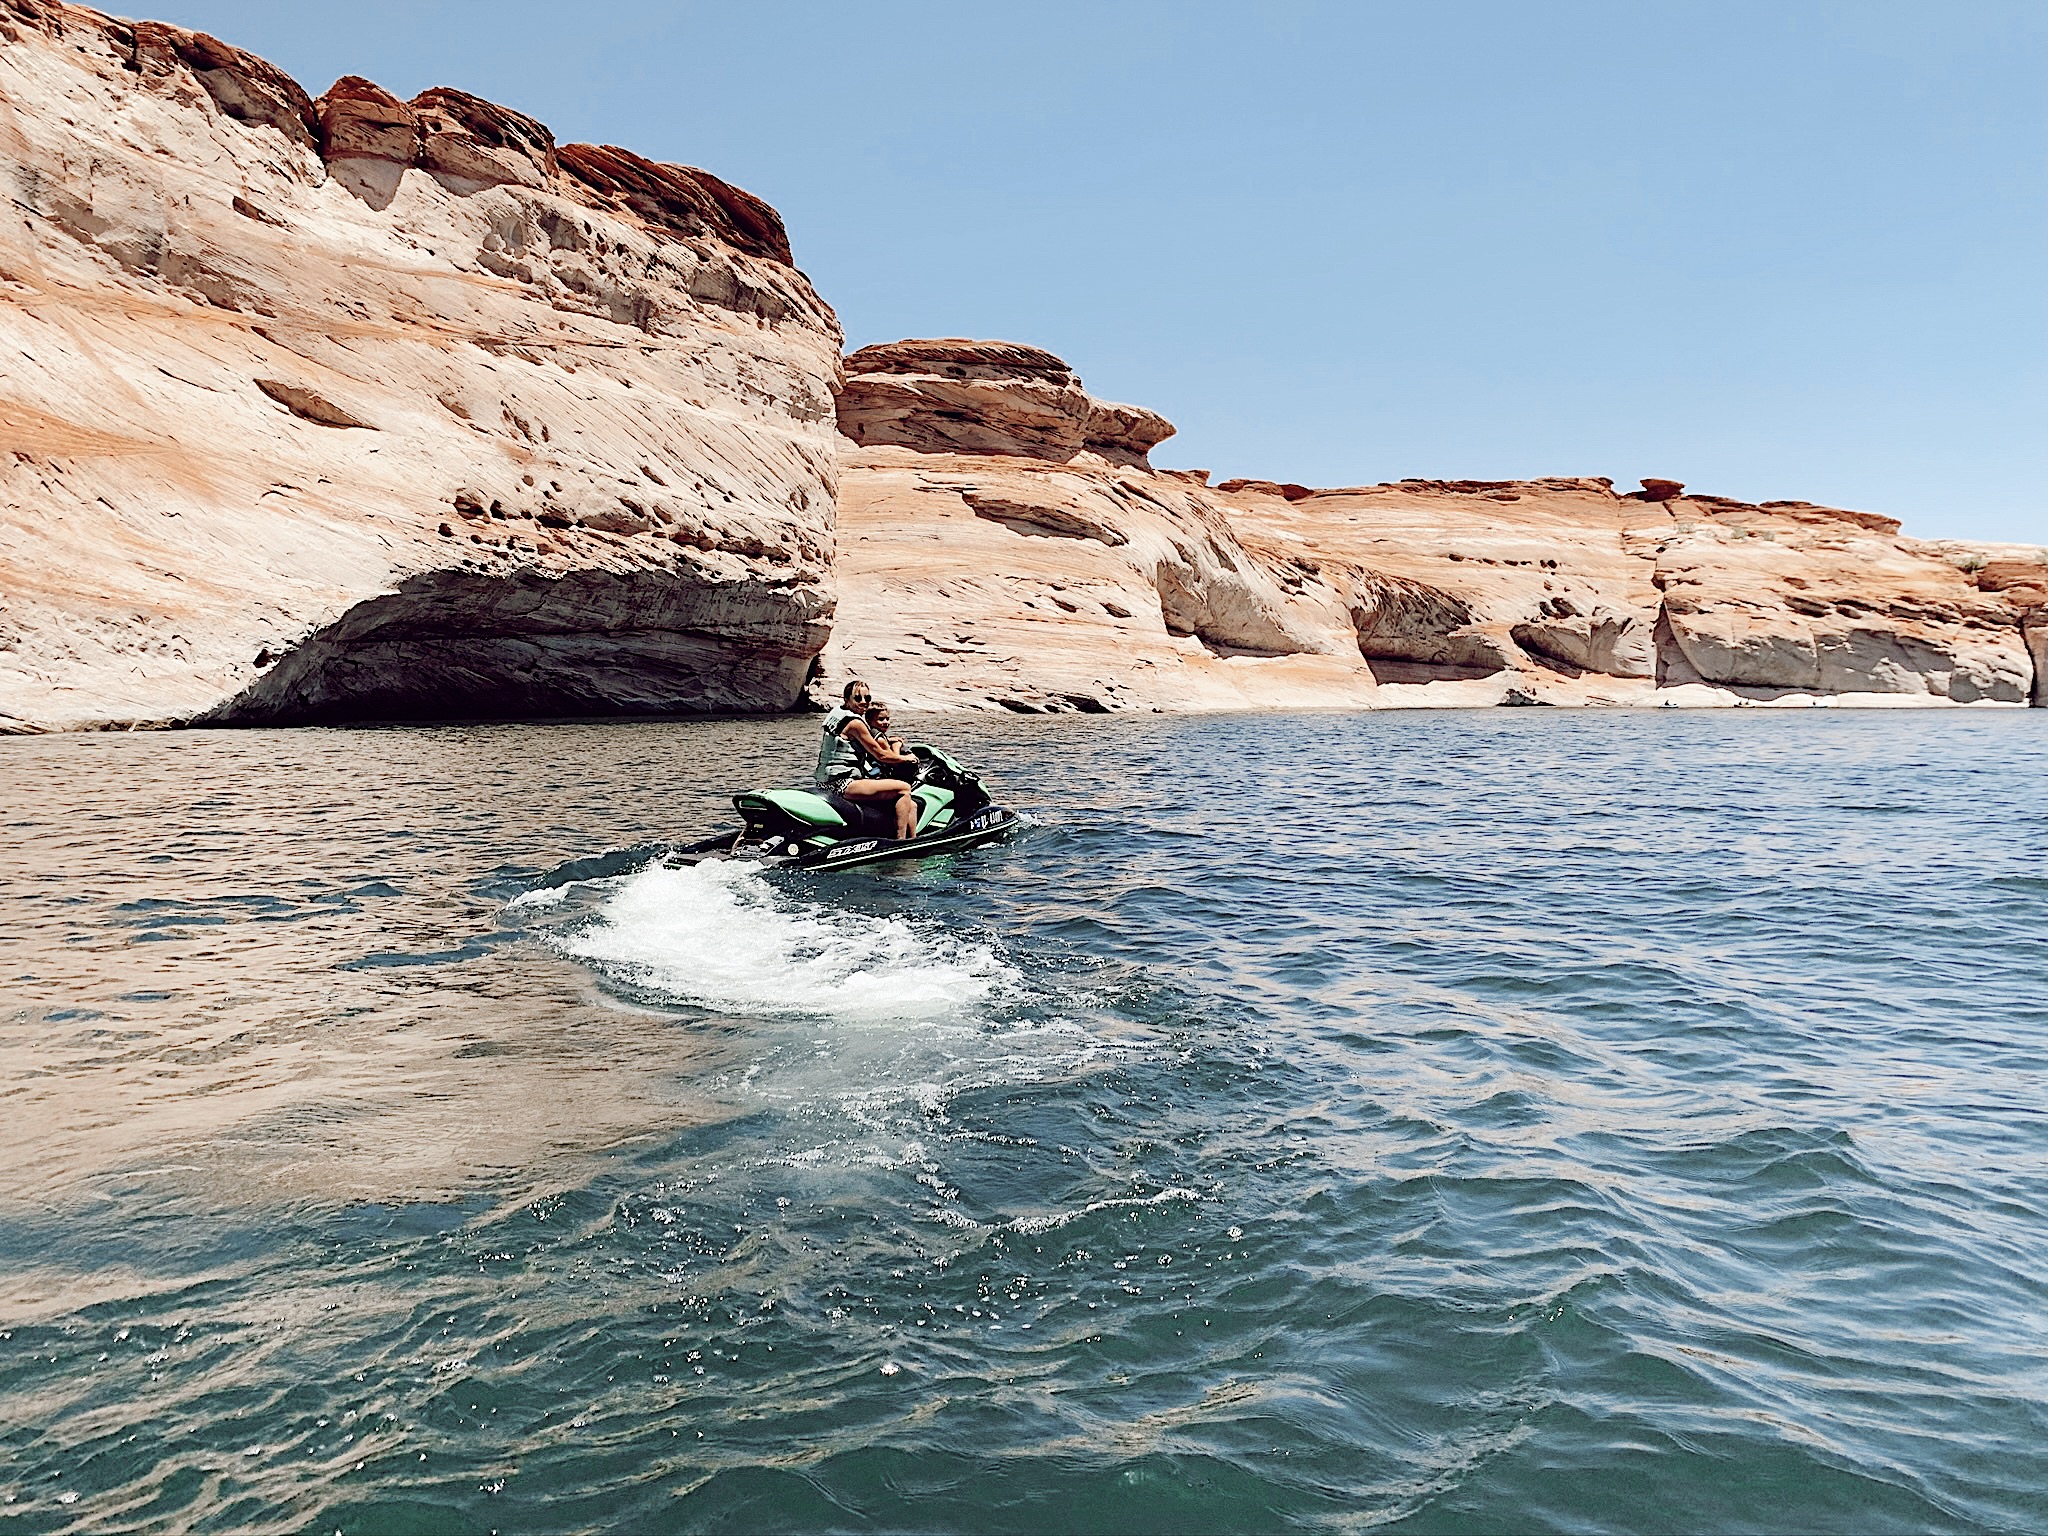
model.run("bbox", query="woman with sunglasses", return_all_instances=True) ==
[814,678,919,840]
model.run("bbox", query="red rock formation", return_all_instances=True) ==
[837,338,1175,465]
[315,75,418,164]
[1649,511,2029,702]
[1972,560,2048,601]
[825,448,1375,715]
[311,76,560,208]
[121,16,320,150]
[555,143,791,265]
[1216,479,1313,501]
[1082,397,1177,461]
[1969,558,2048,706]
[1230,479,2035,704]
[413,88,557,191]
[0,1,2038,725]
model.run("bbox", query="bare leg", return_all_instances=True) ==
[838,778,917,840]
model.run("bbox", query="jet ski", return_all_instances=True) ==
[672,743,1020,871]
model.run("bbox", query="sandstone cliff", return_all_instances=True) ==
[827,338,1377,714]
[826,340,2045,712]
[0,0,842,732]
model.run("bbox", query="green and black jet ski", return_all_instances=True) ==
[672,743,1019,871]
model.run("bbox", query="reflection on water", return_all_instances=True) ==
[0,722,806,1221]
[2,711,2046,1533]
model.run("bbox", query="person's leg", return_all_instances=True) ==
[838,778,914,839]
[840,779,909,802]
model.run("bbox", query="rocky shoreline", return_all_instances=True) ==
[1,0,2041,731]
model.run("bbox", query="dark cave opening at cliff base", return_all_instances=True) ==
[203,633,814,727]
[1362,659,1508,685]
[197,573,824,727]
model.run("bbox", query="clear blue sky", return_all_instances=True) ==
[145,1,2046,542]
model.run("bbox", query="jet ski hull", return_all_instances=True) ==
[673,803,1020,871]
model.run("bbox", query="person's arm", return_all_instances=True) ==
[845,718,915,767]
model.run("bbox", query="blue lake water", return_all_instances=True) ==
[2,709,2045,1533]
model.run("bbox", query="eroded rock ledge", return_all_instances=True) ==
[826,340,2046,713]
[0,0,841,732]
[839,338,1174,466]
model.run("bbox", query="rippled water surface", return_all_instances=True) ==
[3,710,2046,1533]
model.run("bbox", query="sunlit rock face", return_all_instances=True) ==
[1648,508,2037,704]
[0,1,841,731]
[1225,482,2040,706]
[827,340,1376,713]
[824,446,1383,716]
[826,346,2045,713]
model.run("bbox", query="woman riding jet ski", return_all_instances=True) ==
[670,679,1020,871]
[816,680,919,840]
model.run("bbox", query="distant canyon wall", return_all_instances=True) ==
[0,2,2040,732]
[826,341,2045,714]
[0,0,841,732]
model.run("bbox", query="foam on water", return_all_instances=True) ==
[555,859,1021,1020]
[505,883,571,911]
[931,1184,1203,1235]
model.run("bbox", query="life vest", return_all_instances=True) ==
[814,705,866,786]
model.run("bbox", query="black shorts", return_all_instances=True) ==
[825,785,899,836]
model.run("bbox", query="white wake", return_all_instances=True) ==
[554,860,1019,1020]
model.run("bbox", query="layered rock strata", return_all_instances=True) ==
[829,339,1377,713]
[1228,481,2039,707]
[827,341,2045,712]
[0,1,841,731]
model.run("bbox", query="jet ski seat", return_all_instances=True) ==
[734,789,848,829]
[734,778,964,845]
